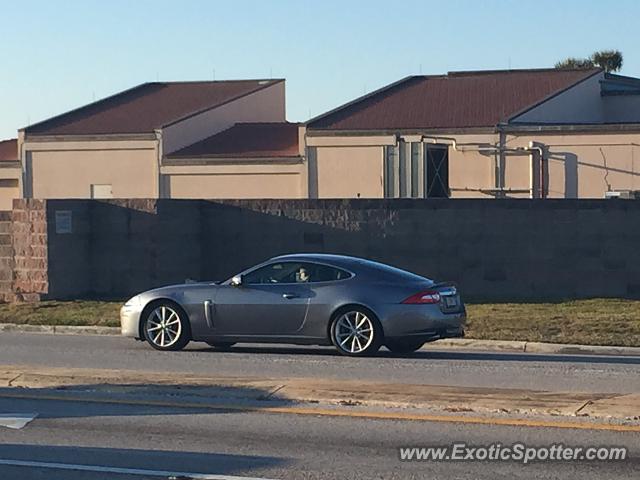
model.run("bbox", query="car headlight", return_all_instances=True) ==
[124,296,141,307]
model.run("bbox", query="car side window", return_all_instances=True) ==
[242,262,351,284]
[243,263,302,285]
[309,264,351,282]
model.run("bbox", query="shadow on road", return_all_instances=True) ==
[0,381,297,421]
[186,343,640,365]
[402,350,640,365]
[0,443,286,476]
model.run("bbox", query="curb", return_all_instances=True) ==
[434,339,527,352]
[1,323,639,357]
[433,338,640,357]
[0,323,119,336]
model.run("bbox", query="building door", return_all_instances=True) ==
[424,145,449,198]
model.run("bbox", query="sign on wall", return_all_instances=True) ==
[55,210,73,234]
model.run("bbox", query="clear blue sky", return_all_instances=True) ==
[1,0,639,140]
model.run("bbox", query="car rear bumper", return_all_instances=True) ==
[385,326,465,344]
[377,303,466,340]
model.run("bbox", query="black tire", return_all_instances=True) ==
[142,301,191,351]
[385,339,425,354]
[205,341,236,350]
[330,306,383,357]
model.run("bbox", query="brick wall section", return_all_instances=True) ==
[0,211,13,299]
[8,198,640,301]
[10,200,48,302]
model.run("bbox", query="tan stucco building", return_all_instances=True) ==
[1,68,640,206]
[0,139,22,210]
[164,121,306,199]
[11,79,301,205]
[305,68,640,199]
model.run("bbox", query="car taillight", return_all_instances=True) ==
[402,290,441,304]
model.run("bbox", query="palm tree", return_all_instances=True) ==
[591,50,623,73]
[555,50,623,73]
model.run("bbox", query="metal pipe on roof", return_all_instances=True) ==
[421,135,527,154]
[421,135,495,152]
[450,187,532,194]
[528,141,545,199]
[496,125,507,196]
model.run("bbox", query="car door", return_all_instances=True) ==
[211,262,312,336]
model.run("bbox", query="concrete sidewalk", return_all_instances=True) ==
[1,322,639,357]
[0,364,638,424]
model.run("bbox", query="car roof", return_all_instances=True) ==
[270,253,366,266]
[269,253,431,282]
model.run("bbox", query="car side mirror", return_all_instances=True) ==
[230,275,243,287]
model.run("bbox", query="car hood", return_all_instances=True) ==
[141,281,219,297]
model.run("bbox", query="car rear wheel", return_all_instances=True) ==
[205,341,236,350]
[142,302,190,351]
[385,339,425,354]
[330,308,382,357]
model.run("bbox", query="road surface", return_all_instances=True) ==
[0,332,639,478]
[0,332,638,393]
[0,395,637,479]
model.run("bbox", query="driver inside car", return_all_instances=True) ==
[295,267,310,283]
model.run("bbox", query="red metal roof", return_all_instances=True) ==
[167,122,300,158]
[308,69,600,130]
[0,139,18,161]
[24,80,283,136]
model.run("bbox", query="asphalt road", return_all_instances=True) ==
[0,332,639,393]
[0,395,638,480]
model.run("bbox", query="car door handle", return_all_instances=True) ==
[282,293,299,299]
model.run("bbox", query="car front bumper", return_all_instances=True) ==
[120,304,144,338]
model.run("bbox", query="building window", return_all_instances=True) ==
[384,142,449,198]
[0,179,19,188]
[91,184,113,199]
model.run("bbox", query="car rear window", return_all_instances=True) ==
[310,264,352,282]
[356,259,431,283]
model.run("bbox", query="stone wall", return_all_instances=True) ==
[10,200,48,301]
[0,211,13,299]
[6,198,640,301]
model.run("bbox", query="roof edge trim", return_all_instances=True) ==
[21,83,153,134]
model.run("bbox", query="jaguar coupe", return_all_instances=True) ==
[120,254,466,356]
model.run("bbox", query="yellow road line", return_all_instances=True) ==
[1,391,638,433]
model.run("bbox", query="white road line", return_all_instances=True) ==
[0,413,38,430]
[0,459,273,479]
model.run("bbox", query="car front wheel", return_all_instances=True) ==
[330,308,382,356]
[142,302,190,351]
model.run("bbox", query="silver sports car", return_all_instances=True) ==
[120,254,466,356]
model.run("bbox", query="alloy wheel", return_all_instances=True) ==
[145,305,182,349]
[334,311,375,354]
